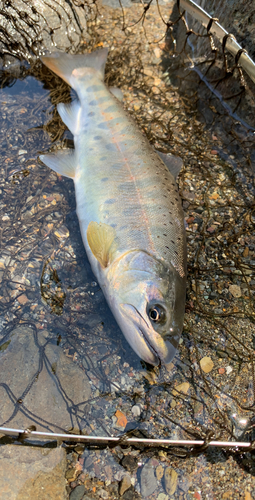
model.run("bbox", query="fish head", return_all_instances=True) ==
[107,251,186,366]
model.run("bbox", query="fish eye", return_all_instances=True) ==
[148,304,166,324]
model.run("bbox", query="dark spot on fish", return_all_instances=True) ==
[171,202,174,205]
[105,143,118,151]
[100,156,107,161]
[163,223,167,226]
[174,251,178,255]
[98,122,109,129]
[89,100,97,105]
[94,136,102,140]
[105,199,116,204]
[177,237,181,241]
[163,234,167,236]
[89,148,94,151]
[88,111,95,116]
[104,105,116,113]
[86,85,102,92]
[101,177,108,182]
[111,223,117,228]
[170,221,173,225]
[165,246,169,249]
[175,198,178,201]
[171,240,175,244]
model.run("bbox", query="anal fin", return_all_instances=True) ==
[157,152,183,179]
[57,100,81,136]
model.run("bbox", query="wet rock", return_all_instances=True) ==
[200,356,214,374]
[121,455,138,472]
[164,467,178,496]
[0,445,67,500]
[229,285,242,298]
[172,382,190,396]
[0,326,91,432]
[156,464,164,480]
[69,485,85,500]
[98,489,109,499]
[131,404,141,417]
[140,458,157,497]
[119,474,132,496]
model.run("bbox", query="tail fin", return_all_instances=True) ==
[40,48,108,89]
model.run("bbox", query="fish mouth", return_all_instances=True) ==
[120,303,162,366]
[137,326,160,366]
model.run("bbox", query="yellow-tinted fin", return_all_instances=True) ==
[87,221,117,268]
[40,150,76,178]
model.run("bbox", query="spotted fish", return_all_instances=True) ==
[40,48,186,366]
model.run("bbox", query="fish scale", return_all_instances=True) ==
[40,48,187,366]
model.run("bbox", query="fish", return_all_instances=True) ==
[39,48,187,366]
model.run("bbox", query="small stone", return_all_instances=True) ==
[210,149,218,155]
[156,464,164,480]
[157,494,169,500]
[98,489,109,499]
[121,455,137,472]
[245,491,252,500]
[229,285,242,298]
[17,294,29,305]
[210,191,219,200]
[2,215,10,221]
[200,356,214,373]
[140,458,157,497]
[172,382,190,396]
[115,410,127,429]
[65,468,76,481]
[164,467,178,495]
[131,404,141,417]
[226,366,233,375]
[222,492,234,499]
[243,247,249,257]
[119,474,132,496]
[69,485,86,500]
[218,367,225,375]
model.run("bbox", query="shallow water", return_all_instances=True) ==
[0,2,255,499]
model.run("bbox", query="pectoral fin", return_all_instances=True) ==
[87,221,116,268]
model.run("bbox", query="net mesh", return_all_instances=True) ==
[0,0,255,492]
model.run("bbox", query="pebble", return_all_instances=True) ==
[17,293,29,305]
[200,356,214,373]
[119,474,132,496]
[157,494,169,500]
[218,367,225,374]
[229,284,242,298]
[226,365,233,375]
[115,410,127,429]
[172,382,190,396]
[140,459,157,497]
[69,485,85,500]
[98,489,109,499]
[156,464,164,480]
[131,404,141,417]
[164,467,178,496]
